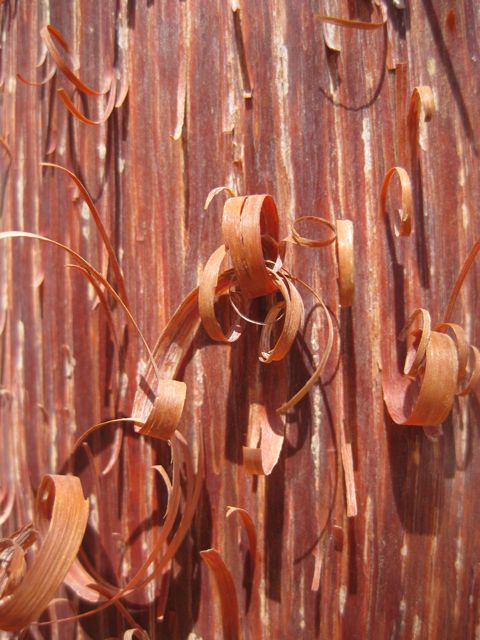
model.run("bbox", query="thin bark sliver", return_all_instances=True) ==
[0,476,88,632]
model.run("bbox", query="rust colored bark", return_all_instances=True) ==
[1,0,480,638]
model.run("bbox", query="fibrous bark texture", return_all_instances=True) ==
[0,0,479,638]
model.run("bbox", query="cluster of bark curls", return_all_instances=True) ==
[196,189,354,475]
[0,165,355,633]
[382,244,480,436]
[380,84,480,435]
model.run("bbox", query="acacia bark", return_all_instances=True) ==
[1,1,479,638]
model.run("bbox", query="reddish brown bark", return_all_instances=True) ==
[1,0,479,638]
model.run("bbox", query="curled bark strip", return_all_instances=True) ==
[383,331,458,426]
[132,278,231,422]
[64,428,181,605]
[434,323,468,384]
[114,74,129,109]
[242,403,285,476]
[258,271,304,363]
[7,525,37,552]
[238,194,280,295]
[290,215,336,248]
[0,525,37,599]
[0,482,15,527]
[399,308,431,377]
[228,285,280,327]
[71,419,141,458]
[199,245,245,343]
[457,345,480,396]
[131,435,204,592]
[0,475,88,632]
[258,300,285,329]
[62,434,202,618]
[335,219,354,307]
[242,445,265,475]
[226,507,257,570]
[316,15,386,29]
[200,549,240,640]
[17,64,56,87]
[380,167,413,237]
[64,556,106,604]
[85,585,141,634]
[41,163,129,307]
[276,276,334,414]
[222,195,280,299]
[243,359,287,476]
[134,380,187,440]
[322,19,341,53]
[204,186,236,211]
[41,25,111,96]
[44,23,69,50]
[222,196,247,265]
[57,75,117,125]
[89,435,202,604]
[408,86,435,150]
[408,86,435,126]
[0,543,26,599]
[444,240,480,323]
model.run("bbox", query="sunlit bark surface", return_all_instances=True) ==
[1,1,479,638]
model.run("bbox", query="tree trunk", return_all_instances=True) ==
[1,0,479,638]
